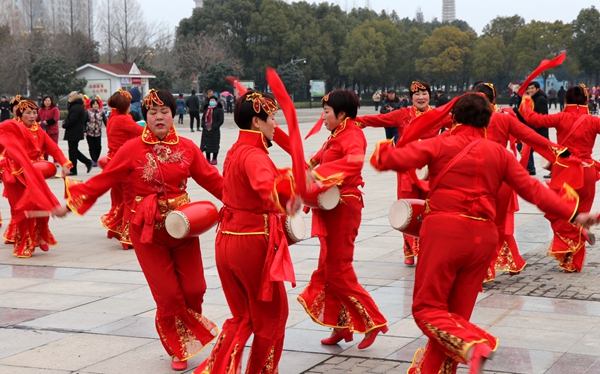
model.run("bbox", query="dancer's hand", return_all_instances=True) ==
[574,212,600,227]
[52,205,70,218]
[286,196,302,215]
[61,165,71,178]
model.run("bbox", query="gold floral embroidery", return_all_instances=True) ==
[337,303,351,328]
[423,321,467,363]
[175,317,195,359]
[258,345,276,374]
[226,342,240,374]
[156,320,175,357]
[139,144,187,192]
[348,295,374,329]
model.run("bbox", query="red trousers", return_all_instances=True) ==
[3,177,56,258]
[409,214,498,373]
[548,166,596,272]
[298,197,387,333]
[129,222,217,361]
[485,182,525,281]
[197,233,287,374]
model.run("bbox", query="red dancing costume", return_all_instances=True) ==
[520,100,600,272]
[2,120,71,258]
[356,106,452,261]
[484,108,565,281]
[197,130,295,374]
[298,118,387,336]
[372,124,577,373]
[102,112,143,247]
[66,125,223,361]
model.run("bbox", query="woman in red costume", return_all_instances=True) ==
[473,83,567,281]
[519,84,600,273]
[102,89,144,249]
[2,99,72,258]
[356,81,451,265]
[196,91,299,374]
[371,93,597,374]
[56,89,223,371]
[298,89,388,349]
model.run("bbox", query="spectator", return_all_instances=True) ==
[400,95,409,108]
[86,99,106,167]
[37,95,60,163]
[548,85,558,109]
[509,91,520,108]
[515,82,548,176]
[176,94,186,124]
[186,89,201,132]
[558,86,566,111]
[129,87,143,119]
[435,90,449,107]
[200,96,224,165]
[226,94,233,114]
[63,91,93,176]
[380,89,402,140]
[0,96,10,121]
[372,90,381,111]
[203,89,215,107]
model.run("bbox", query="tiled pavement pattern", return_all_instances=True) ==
[1,107,600,374]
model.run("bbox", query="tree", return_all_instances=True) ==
[200,62,239,92]
[397,27,428,89]
[54,31,100,67]
[471,35,507,85]
[339,23,387,94]
[417,26,475,90]
[572,6,600,85]
[482,15,525,46]
[276,62,305,94]
[513,21,572,86]
[30,56,87,99]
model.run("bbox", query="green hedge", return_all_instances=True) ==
[60,110,68,120]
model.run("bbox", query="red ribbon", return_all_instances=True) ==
[517,52,567,97]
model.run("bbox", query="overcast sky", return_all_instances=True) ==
[144,0,598,35]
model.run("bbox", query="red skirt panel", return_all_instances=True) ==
[3,178,57,258]
[298,197,387,333]
[197,233,287,374]
[410,214,498,372]
[129,221,217,361]
[548,165,596,272]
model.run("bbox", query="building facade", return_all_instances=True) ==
[442,0,456,23]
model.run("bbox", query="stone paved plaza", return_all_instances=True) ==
[1,106,600,374]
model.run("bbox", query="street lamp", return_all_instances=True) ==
[291,58,307,65]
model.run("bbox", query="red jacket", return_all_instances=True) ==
[36,106,60,136]
[309,118,365,196]
[520,102,600,162]
[106,112,143,159]
[375,125,574,222]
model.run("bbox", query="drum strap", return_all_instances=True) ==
[561,114,587,144]
[428,138,483,194]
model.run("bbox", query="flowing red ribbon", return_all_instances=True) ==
[517,52,567,97]
[265,67,306,197]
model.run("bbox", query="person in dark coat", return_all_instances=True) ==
[513,82,548,176]
[558,86,566,111]
[186,90,201,132]
[200,96,224,165]
[63,91,92,175]
[0,96,10,121]
[380,89,402,141]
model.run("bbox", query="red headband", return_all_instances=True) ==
[142,89,164,109]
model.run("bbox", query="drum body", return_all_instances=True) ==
[98,156,109,169]
[165,201,219,239]
[33,161,57,179]
[280,214,306,246]
[388,199,426,238]
[303,184,341,210]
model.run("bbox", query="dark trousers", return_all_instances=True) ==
[86,136,102,162]
[189,111,200,130]
[68,140,91,173]
[560,101,565,111]
[384,126,398,142]
[525,127,549,172]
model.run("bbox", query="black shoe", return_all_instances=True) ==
[527,169,536,176]
[543,173,551,179]
[86,162,93,173]
[191,129,195,132]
